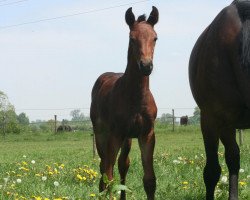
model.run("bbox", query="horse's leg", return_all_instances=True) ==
[104,135,123,183]
[220,128,240,200]
[138,130,156,200]
[118,138,132,200]
[201,112,221,200]
[94,133,106,192]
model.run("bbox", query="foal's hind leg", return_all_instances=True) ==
[138,130,156,200]
[201,112,221,200]
[94,133,106,191]
[118,138,132,200]
[220,128,240,200]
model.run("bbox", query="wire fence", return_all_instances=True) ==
[0,107,198,139]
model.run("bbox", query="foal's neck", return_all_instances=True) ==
[123,43,150,93]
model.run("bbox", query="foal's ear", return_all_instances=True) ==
[125,7,135,28]
[147,6,159,26]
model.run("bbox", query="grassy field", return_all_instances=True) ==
[0,125,249,200]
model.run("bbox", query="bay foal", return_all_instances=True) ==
[90,6,159,200]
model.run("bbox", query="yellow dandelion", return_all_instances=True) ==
[48,171,53,175]
[20,167,29,171]
[83,176,87,181]
[33,197,42,200]
[239,181,247,186]
[22,161,28,166]
[35,174,41,177]
[182,181,188,185]
[77,174,83,180]
[54,168,58,174]
[59,164,65,169]
[89,193,96,197]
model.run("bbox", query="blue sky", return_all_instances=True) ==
[0,0,232,121]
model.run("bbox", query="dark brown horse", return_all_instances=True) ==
[189,1,250,199]
[90,6,159,200]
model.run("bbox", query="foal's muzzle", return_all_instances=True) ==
[139,61,153,76]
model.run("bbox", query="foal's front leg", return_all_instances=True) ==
[103,135,123,193]
[138,130,156,200]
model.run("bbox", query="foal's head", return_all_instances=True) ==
[125,6,159,76]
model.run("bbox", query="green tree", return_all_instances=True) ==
[189,106,200,124]
[70,109,85,121]
[0,91,20,134]
[17,112,29,125]
[159,113,175,124]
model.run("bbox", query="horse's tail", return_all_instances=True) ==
[236,1,250,72]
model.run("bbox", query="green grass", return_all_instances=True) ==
[0,125,249,199]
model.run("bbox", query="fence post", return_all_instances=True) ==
[172,109,175,132]
[62,119,65,131]
[3,115,6,140]
[238,129,243,146]
[54,115,57,133]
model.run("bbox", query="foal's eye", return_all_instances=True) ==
[154,37,158,42]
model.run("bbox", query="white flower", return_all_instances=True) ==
[173,160,181,164]
[31,160,36,164]
[54,181,59,187]
[23,155,27,158]
[194,155,198,159]
[221,176,228,184]
[3,177,9,183]
[178,156,183,160]
[247,175,250,179]
[239,169,244,173]
[16,179,22,184]
[42,176,47,181]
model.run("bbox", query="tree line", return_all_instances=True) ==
[0,90,200,135]
[0,91,91,135]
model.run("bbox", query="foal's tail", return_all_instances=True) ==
[236,1,250,72]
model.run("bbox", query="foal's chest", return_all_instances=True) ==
[126,112,151,138]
